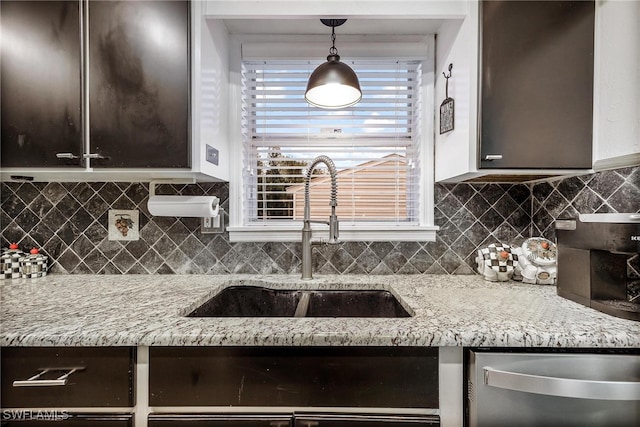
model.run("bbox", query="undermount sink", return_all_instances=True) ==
[187,286,412,318]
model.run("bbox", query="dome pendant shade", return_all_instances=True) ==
[305,54,362,109]
[305,19,362,109]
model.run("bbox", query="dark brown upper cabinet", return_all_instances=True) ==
[88,1,190,168]
[479,0,594,169]
[1,0,190,169]
[0,1,83,168]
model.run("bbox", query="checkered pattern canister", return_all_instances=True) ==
[479,243,519,274]
[19,249,48,279]
[1,244,26,280]
[476,242,521,282]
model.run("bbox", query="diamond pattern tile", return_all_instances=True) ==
[1,167,638,276]
[531,168,640,241]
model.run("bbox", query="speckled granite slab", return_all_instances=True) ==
[1,274,638,347]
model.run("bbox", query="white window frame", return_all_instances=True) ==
[227,35,438,242]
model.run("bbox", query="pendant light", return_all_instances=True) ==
[305,19,362,109]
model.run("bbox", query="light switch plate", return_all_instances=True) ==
[108,210,140,241]
[206,144,219,165]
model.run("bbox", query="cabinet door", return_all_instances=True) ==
[88,1,190,168]
[479,0,594,169]
[149,347,438,408]
[0,1,83,168]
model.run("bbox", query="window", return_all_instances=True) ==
[228,40,437,242]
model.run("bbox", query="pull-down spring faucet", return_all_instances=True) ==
[301,155,340,280]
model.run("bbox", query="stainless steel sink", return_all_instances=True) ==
[186,286,412,318]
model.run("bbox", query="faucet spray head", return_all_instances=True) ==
[304,155,340,243]
[328,213,340,244]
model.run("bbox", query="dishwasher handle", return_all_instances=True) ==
[483,366,640,401]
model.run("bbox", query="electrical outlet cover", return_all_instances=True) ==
[108,210,140,241]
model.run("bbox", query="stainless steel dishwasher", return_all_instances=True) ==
[466,350,640,427]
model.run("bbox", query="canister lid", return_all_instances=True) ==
[19,248,48,278]
[21,249,47,262]
[1,243,25,258]
[521,237,557,266]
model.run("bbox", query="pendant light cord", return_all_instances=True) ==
[330,25,338,55]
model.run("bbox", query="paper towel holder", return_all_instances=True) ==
[147,179,220,219]
[149,179,195,198]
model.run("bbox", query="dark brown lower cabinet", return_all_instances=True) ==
[1,347,135,426]
[148,347,440,427]
[148,414,292,427]
[292,414,440,426]
[148,414,440,427]
[0,414,133,427]
[1,347,134,408]
[149,347,438,408]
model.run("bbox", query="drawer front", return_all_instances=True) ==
[1,347,134,408]
[147,414,439,427]
[148,414,292,427]
[0,413,133,426]
[149,347,438,408]
[294,414,440,426]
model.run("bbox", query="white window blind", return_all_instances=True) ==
[241,59,423,225]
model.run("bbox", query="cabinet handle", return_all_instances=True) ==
[56,153,81,160]
[56,153,109,160]
[13,367,85,387]
[483,366,640,400]
[84,153,109,159]
[484,154,503,161]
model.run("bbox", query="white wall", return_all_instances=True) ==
[193,3,231,181]
[434,2,478,182]
[593,0,640,170]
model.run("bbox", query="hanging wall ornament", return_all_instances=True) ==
[440,63,454,134]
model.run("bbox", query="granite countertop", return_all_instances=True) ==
[1,274,638,347]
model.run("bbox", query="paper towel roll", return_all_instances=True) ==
[147,195,220,217]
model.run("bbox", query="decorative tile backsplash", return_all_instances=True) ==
[532,167,640,281]
[1,167,638,276]
[532,167,640,239]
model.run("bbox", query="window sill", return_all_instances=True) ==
[228,224,439,243]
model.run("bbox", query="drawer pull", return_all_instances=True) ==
[484,154,503,161]
[56,153,81,160]
[13,367,85,387]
